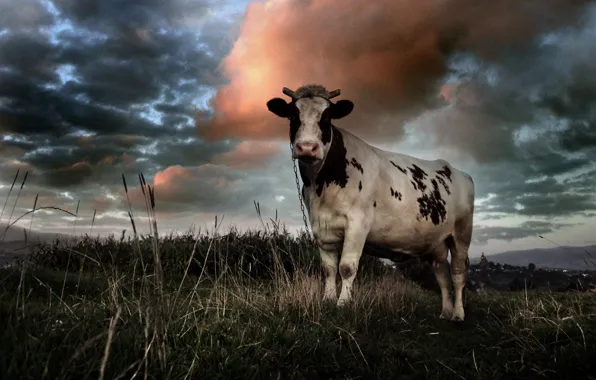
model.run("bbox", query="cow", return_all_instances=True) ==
[266,84,475,322]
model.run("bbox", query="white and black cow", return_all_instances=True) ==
[266,84,475,321]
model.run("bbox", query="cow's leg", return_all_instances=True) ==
[448,216,474,322]
[320,248,339,301]
[431,244,453,319]
[337,217,370,306]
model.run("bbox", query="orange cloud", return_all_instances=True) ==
[214,140,281,169]
[439,82,482,106]
[120,164,269,216]
[197,0,583,144]
[153,165,194,187]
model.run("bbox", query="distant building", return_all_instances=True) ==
[479,252,488,269]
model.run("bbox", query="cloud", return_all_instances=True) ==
[197,0,589,143]
[408,16,596,164]
[0,0,55,31]
[0,0,244,191]
[125,164,271,215]
[0,0,274,237]
[214,140,282,168]
[472,221,576,245]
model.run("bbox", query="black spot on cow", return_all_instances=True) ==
[359,180,362,191]
[390,161,407,174]
[373,200,377,207]
[410,180,417,191]
[436,165,452,183]
[417,179,447,225]
[319,106,333,145]
[350,157,364,174]
[298,165,311,187]
[435,175,450,195]
[390,187,402,200]
[286,102,301,143]
[339,263,355,279]
[408,164,428,192]
[315,126,349,196]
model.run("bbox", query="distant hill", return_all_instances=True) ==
[479,245,596,271]
[0,223,74,266]
[0,223,67,243]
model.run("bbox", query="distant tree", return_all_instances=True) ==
[479,252,488,270]
[528,263,536,272]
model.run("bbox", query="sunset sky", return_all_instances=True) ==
[1,0,596,257]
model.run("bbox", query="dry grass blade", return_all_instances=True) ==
[72,200,80,235]
[148,186,155,210]
[127,211,138,236]
[1,170,28,241]
[69,331,109,362]
[27,194,39,241]
[121,174,129,194]
[0,169,19,224]
[61,200,81,299]
[539,235,595,270]
[4,206,76,238]
[98,306,122,380]
[138,173,152,236]
[91,209,97,233]
[121,173,144,273]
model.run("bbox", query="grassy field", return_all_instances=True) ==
[1,172,596,379]
[1,230,596,380]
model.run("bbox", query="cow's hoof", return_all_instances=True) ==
[451,315,465,323]
[439,311,452,320]
[336,298,350,307]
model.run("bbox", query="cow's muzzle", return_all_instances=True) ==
[294,142,321,164]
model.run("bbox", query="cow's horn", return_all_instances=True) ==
[328,89,341,99]
[282,87,297,99]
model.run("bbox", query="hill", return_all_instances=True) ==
[0,223,72,266]
[481,245,596,270]
[0,222,69,243]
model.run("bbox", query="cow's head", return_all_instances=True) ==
[266,85,354,165]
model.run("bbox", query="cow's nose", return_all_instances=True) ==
[295,142,319,156]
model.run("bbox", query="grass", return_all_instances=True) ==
[0,171,596,379]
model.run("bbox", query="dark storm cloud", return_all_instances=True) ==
[0,0,241,191]
[53,0,212,30]
[421,7,596,224]
[0,32,60,82]
[0,0,55,30]
[473,162,596,220]
[0,132,231,189]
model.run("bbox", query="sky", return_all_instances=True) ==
[1,0,596,257]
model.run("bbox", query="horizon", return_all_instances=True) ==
[1,0,596,257]
[1,217,594,260]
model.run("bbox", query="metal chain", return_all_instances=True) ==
[290,143,316,247]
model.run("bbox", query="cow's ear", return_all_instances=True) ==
[330,100,354,119]
[267,98,291,118]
